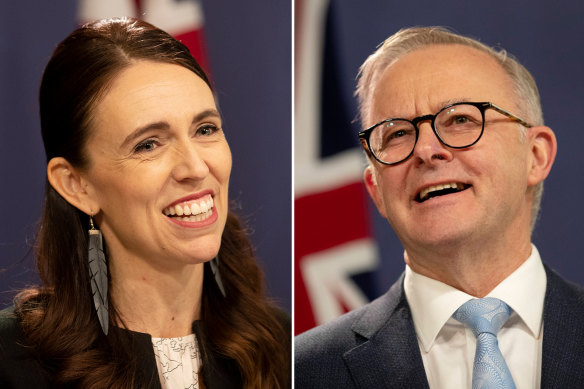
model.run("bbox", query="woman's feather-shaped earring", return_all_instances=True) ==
[88,216,109,335]
[209,256,226,297]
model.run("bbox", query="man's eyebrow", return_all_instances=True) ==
[437,97,473,108]
[120,108,221,150]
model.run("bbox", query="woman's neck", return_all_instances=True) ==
[109,257,205,338]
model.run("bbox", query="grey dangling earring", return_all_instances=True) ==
[88,215,109,335]
[208,256,226,297]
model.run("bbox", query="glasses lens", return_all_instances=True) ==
[435,104,483,147]
[369,119,416,164]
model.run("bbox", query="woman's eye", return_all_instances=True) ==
[196,124,221,136]
[134,139,159,153]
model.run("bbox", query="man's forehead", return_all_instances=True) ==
[368,44,515,122]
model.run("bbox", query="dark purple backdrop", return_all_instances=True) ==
[2,1,584,317]
[0,1,291,311]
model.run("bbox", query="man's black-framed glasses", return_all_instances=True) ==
[358,102,532,166]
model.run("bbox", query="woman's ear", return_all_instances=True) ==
[47,157,99,215]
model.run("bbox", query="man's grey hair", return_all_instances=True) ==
[356,26,544,232]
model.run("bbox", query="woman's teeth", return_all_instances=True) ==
[173,209,213,222]
[163,195,214,217]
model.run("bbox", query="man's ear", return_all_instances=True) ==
[47,157,99,215]
[526,126,557,187]
[363,165,387,218]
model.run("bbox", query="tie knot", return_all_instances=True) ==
[453,297,512,337]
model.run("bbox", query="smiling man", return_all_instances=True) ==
[295,27,584,388]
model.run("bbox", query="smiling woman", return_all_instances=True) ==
[66,61,232,270]
[0,18,289,389]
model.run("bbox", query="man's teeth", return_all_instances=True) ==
[419,183,465,201]
[163,196,214,217]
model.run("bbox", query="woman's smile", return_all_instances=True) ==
[163,193,218,227]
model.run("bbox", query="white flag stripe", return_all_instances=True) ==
[294,0,330,189]
[295,148,365,197]
[79,0,136,21]
[79,0,203,35]
[300,239,379,324]
[294,0,364,198]
[142,0,204,33]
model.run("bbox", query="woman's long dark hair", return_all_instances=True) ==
[15,18,289,388]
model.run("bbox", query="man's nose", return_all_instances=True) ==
[411,122,453,166]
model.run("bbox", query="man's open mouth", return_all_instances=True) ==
[415,182,471,203]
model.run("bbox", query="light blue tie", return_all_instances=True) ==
[453,297,516,389]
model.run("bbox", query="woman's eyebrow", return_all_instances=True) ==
[121,121,170,150]
[192,108,221,124]
[120,109,221,149]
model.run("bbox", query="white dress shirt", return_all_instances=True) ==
[404,244,546,389]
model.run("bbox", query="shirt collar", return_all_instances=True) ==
[404,244,546,352]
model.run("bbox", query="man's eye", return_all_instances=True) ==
[134,139,158,152]
[453,115,470,124]
[389,129,408,139]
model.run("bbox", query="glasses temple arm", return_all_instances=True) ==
[488,103,532,128]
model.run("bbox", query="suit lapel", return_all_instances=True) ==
[343,276,429,388]
[541,266,584,388]
[338,264,584,388]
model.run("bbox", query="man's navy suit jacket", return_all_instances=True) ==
[295,266,584,388]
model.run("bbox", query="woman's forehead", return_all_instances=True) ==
[90,61,216,136]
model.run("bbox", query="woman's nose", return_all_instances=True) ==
[171,142,210,182]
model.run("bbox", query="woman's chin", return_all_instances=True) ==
[182,241,222,264]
